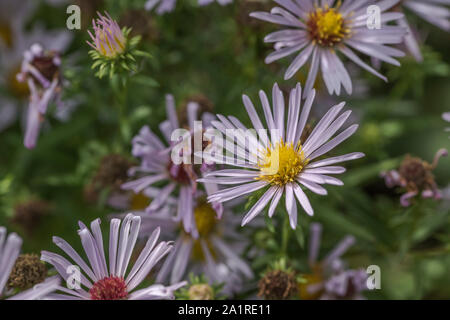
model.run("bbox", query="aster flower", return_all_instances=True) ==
[398,0,450,61]
[0,4,72,135]
[299,223,367,300]
[87,12,143,79]
[250,0,407,96]
[200,83,364,229]
[40,214,186,300]
[126,195,253,297]
[16,43,65,149]
[122,94,221,237]
[381,148,448,207]
[0,226,60,300]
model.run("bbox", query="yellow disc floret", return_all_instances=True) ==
[307,6,350,47]
[194,201,217,237]
[257,141,308,186]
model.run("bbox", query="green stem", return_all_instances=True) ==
[281,213,290,257]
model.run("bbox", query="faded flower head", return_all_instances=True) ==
[1,226,59,300]
[381,149,448,206]
[250,0,407,96]
[16,43,63,149]
[258,268,298,300]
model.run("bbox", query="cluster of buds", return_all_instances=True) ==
[381,149,448,207]
[16,44,62,149]
[87,12,147,79]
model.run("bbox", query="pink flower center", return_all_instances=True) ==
[89,276,128,300]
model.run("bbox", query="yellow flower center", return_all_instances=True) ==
[298,265,324,300]
[0,22,13,48]
[189,201,219,261]
[257,141,308,186]
[307,6,349,47]
[130,193,151,211]
[194,202,217,237]
[7,65,29,99]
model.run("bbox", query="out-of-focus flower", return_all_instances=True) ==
[0,226,60,300]
[200,83,364,229]
[41,214,186,300]
[175,274,224,300]
[16,43,64,149]
[127,195,253,297]
[11,199,50,236]
[122,94,220,237]
[145,0,177,14]
[299,223,367,300]
[198,0,233,6]
[87,12,144,79]
[381,149,448,207]
[145,0,233,14]
[0,2,72,134]
[397,0,450,62]
[250,0,406,96]
[443,112,450,137]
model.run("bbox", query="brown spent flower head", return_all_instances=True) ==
[188,284,214,300]
[11,200,50,236]
[93,154,133,192]
[399,155,433,192]
[258,270,298,300]
[7,254,47,290]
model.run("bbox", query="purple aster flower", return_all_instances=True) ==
[250,0,407,96]
[0,226,60,300]
[381,149,448,207]
[41,214,186,300]
[398,0,450,61]
[16,43,64,149]
[200,83,364,229]
[122,94,221,238]
[124,194,253,297]
[300,223,367,300]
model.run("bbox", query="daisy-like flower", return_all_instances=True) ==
[127,195,253,297]
[299,223,367,300]
[1,226,60,300]
[381,148,448,207]
[122,94,221,237]
[443,112,450,137]
[200,83,364,229]
[16,43,64,149]
[250,0,407,96]
[398,0,450,61]
[40,214,186,300]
